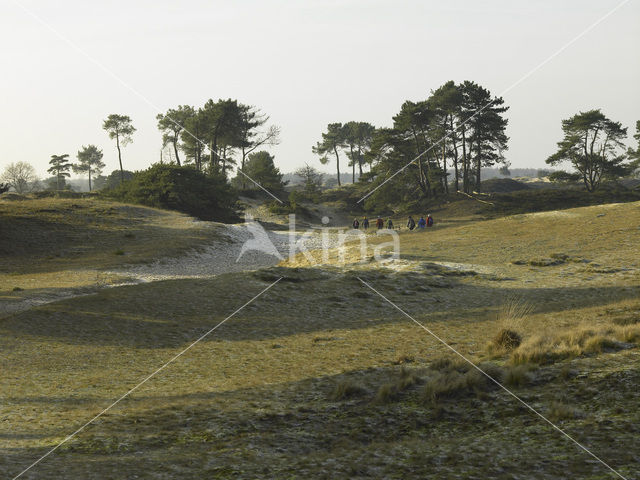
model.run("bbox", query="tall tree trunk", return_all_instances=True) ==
[350,145,355,183]
[461,125,469,193]
[449,116,460,191]
[209,141,214,172]
[241,146,247,189]
[173,136,181,166]
[357,145,363,176]
[334,145,341,186]
[116,134,124,183]
[56,171,60,191]
[412,129,428,196]
[88,168,92,192]
[475,140,482,191]
[441,141,449,194]
[416,157,429,197]
[221,145,227,176]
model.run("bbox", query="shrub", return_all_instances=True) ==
[104,164,238,222]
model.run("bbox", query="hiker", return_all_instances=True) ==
[386,218,394,229]
[407,215,416,230]
[363,217,369,230]
[352,218,360,229]
[376,217,384,229]
[417,216,426,229]
[427,214,434,227]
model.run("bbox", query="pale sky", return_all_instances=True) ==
[1,0,639,179]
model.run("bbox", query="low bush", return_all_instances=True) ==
[104,164,238,222]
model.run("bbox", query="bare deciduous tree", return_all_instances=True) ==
[1,161,38,193]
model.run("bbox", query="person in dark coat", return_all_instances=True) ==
[407,216,416,230]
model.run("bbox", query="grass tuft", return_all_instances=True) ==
[421,362,502,405]
[492,329,522,350]
[547,401,583,422]
[330,380,368,401]
[393,353,415,365]
[511,324,634,365]
[373,367,422,404]
[504,364,534,387]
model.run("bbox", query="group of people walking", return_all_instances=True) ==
[352,214,433,230]
[406,214,434,230]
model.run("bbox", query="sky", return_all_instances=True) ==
[1,0,639,180]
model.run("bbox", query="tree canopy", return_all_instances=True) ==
[295,164,324,197]
[546,109,628,191]
[175,99,279,183]
[103,114,136,183]
[74,145,105,192]
[361,80,508,209]
[156,105,195,166]
[1,162,38,193]
[47,154,72,191]
[313,123,346,186]
[232,151,286,195]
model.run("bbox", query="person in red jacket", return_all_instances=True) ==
[376,217,384,229]
[427,214,434,227]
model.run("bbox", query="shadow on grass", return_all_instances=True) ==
[1,269,638,348]
[2,363,639,479]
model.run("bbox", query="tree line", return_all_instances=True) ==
[1,84,638,220]
[313,80,639,209]
[156,99,280,182]
[314,80,510,208]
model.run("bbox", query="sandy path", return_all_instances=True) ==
[0,222,343,316]
[110,222,343,282]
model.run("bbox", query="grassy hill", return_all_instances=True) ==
[1,198,639,478]
[0,197,222,316]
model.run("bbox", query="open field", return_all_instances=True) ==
[1,198,640,478]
